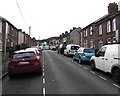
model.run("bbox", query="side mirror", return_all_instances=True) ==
[95,52,99,57]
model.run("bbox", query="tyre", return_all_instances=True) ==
[67,52,69,57]
[37,70,43,75]
[78,58,82,64]
[91,61,96,70]
[112,68,120,83]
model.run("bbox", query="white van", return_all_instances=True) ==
[90,44,120,83]
[64,44,80,56]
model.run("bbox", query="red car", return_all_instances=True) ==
[8,49,43,78]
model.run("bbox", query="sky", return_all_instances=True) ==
[0,0,120,40]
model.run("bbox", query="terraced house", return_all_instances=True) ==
[1,16,37,76]
[79,2,120,51]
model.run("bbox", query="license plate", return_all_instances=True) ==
[19,62,29,65]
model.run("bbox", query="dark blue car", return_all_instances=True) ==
[73,47,95,64]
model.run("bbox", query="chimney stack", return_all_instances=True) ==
[108,2,118,14]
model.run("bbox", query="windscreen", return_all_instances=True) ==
[84,49,94,53]
[13,52,36,59]
[71,46,79,50]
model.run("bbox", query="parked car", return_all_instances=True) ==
[64,44,79,56]
[57,44,63,54]
[58,42,67,54]
[26,47,42,55]
[50,45,56,50]
[90,44,120,83]
[8,49,43,78]
[73,47,95,64]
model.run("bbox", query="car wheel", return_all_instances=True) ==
[67,52,69,57]
[112,68,120,83]
[91,61,96,70]
[78,58,82,64]
[37,71,43,75]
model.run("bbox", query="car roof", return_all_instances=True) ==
[67,44,80,46]
[14,49,37,54]
[25,47,38,51]
[78,47,94,50]
[102,44,120,48]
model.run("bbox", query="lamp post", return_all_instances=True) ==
[29,26,31,46]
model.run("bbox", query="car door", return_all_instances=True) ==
[95,47,107,71]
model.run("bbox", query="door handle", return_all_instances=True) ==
[105,58,108,60]
[102,58,104,60]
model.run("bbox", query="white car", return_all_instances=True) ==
[90,44,120,83]
[64,44,79,56]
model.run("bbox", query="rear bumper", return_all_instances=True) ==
[81,56,91,61]
[8,64,42,74]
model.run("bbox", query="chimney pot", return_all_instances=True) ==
[108,2,118,14]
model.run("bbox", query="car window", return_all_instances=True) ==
[97,47,107,57]
[84,49,94,53]
[13,52,36,59]
[78,49,82,52]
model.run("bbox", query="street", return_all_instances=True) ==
[2,50,120,95]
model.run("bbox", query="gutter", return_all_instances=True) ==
[0,72,8,79]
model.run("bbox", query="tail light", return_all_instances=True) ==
[33,56,41,65]
[82,52,86,56]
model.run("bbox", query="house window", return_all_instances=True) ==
[0,21,2,33]
[99,24,102,35]
[86,29,88,37]
[81,32,82,46]
[99,40,103,49]
[84,42,86,48]
[84,40,87,48]
[90,27,93,35]
[107,21,111,32]
[112,18,116,31]
[0,40,2,51]
[86,40,87,48]
[90,39,93,48]
[84,30,86,37]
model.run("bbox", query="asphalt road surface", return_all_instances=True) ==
[2,50,120,95]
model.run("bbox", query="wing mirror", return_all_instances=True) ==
[95,52,99,57]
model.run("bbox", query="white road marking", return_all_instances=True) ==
[43,88,46,96]
[74,62,77,64]
[43,78,45,84]
[43,72,45,76]
[68,59,71,61]
[84,67,87,70]
[113,84,120,89]
[43,69,44,72]
[79,64,82,67]
[90,71,95,75]
[99,76,106,81]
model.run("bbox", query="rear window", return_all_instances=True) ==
[13,52,36,59]
[71,46,79,50]
[84,49,94,53]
